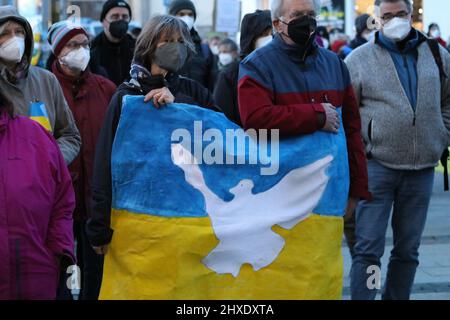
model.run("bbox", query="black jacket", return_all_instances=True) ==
[90,32,135,86]
[213,10,271,127]
[349,35,367,50]
[213,60,241,126]
[178,29,216,92]
[86,74,218,246]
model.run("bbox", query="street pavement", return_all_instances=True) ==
[342,171,450,300]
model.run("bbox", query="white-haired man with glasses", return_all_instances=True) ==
[238,0,371,298]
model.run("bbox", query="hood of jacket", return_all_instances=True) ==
[0,6,34,76]
[376,28,427,54]
[240,10,272,58]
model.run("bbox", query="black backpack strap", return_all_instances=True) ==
[427,38,449,191]
[442,149,449,192]
[427,38,448,82]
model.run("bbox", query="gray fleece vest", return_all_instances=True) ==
[345,38,450,170]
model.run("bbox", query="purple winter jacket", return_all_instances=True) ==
[0,111,76,300]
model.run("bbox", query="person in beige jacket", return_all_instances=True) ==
[0,6,80,164]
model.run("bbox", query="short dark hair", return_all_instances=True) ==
[133,15,195,68]
[219,38,238,52]
[210,35,221,42]
[375,0,413,13]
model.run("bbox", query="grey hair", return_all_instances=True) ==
[271,0,322,20]
[374,0,413,16]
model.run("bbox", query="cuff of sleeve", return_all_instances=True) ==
[88,229,114,247]
[47,245,76,269]
[312,104,326,129]
[60,250,76,269]
[349,183,372,201]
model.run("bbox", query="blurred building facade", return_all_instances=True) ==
[1,0,449,44]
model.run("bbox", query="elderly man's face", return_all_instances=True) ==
[379,1,412,26]
[273,0,316,45]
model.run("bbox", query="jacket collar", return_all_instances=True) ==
[94,31,131,49]
[128,63,170,94]
[0,109,10,133]
[375,28,426,53]
[272,33,318,65]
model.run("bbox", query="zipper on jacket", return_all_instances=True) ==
[301,70,311,102]
[118,46,123,84]
[402,54,417,125]
[402,54,418,166]
[15,239,22,300]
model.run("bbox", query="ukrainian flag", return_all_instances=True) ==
[101,96,349,300]
[29,102,52,133]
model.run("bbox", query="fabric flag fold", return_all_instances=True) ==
[101,95,349,300]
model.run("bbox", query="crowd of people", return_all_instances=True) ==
[0,0,449,300]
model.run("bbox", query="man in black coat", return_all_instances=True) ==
[90,0,135,86]
[169,0,216,92]
[213,10,272,126]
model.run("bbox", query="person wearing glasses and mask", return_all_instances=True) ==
[47,21,116,300]
[90,0,135,86]
[86,15,218,261]
[238,1,370,189]
[0,6,80,165]
[345,0,450,300]
[238,0,371,289]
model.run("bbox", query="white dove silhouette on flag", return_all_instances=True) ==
[171,143,333,277]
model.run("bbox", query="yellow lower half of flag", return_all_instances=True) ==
[30,116,52,133]
[100,210,344,300]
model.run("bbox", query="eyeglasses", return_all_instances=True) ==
[380,11,410,22]
[288,11,318,20]
[107,14,131,22]
[0,27,26,38]
[65,41,90,50]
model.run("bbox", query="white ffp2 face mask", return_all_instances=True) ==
[255,35,273,49]
[362,30,376,42]
[60,47,90,72]
[210,45,219,55]
[430,29,441,39]
[382,17,411,41]
[219,53,234,66]
[179,16,195,31]
[0,36,25,63]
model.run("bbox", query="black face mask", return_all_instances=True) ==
[109,20,129,40]
[281,15,317,47]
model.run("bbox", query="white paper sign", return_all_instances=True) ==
[216,0,241,34]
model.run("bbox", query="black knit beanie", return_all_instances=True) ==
[168,0,197,20]
[100,0,132,22]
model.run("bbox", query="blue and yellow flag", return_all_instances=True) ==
[101,96,349,300]
[29,102,52,133]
